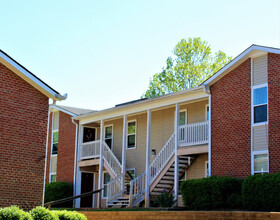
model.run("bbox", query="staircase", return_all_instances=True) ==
[150,155,196,197]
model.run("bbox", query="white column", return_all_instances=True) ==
[208,94,212,176]
[75,125,84,208]
[98,120,104,208]
[121,115,127,191]
[174,103,180,206]
[145,109,151,208]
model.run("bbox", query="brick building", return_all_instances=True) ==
[0,50,66,210]
[45,105,93,187]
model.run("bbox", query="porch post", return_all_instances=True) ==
[98,119,104,208]
[145,109,151,208]
[174,103,180,206]
[121,115,127,191]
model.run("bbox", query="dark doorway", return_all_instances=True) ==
[80,172,94,208]
[83,127,96,143]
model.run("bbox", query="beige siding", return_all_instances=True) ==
[53,111,59,130]
[253,125,268,151]
[186,153,208,180]
[253,55,268,86]
[178,195,184,207]
[181,100,208,124]
[50,155,57,173]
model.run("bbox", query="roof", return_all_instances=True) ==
[0,49,67,101]
[74,85,208,123]
[203,44,280,86]
[50,104,96,116]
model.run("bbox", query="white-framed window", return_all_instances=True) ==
[52,130,59,155]
[126,168,135,179]
[252,85,268,125]
[83,127,96,143]
[127,120,136,149]
[179,109,187,126]
[205,104,209,121]
[252,151,269,174]
[102,172,111,198]
[205,161,209,177]
[105,125,113,149]
[50,173,57,182]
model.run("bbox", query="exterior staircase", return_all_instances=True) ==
[150,155,196,197]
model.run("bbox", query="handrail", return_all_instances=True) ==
[44,188,103,209]
[107,173,125,203]
[130,171,146,201]
[80,140,101,159]
[150,133,175,183]
[179,121,209,146]
[103,141,122,177]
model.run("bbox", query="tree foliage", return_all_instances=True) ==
[143,37,232,98]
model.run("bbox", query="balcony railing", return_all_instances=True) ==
[80,140,100,160]
[179,121,209,146]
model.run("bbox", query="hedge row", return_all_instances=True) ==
[181,173,280,211]
[0,206,86,220]
[44,182,73,208]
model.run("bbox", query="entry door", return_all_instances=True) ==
[80,172,94,208]
[83,127,96,143]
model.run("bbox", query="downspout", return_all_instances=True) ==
[72,118,79,207]
[204,85,211,176]
[42,105,51,206]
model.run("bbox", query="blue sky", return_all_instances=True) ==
[1,0,279,110]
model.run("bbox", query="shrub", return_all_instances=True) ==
[30,207,58,220]
[45,182,73,207]
[0,206,32,220]
[54,211,87,220]
[181,176,242,210]
[155,191,176,207]
[242,173,280,211]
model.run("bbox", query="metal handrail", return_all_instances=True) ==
[44,188,103,209]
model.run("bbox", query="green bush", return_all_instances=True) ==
[30,207,58,220]
[181,176,242,210]
[54,211,86,220]
[0,206,32,220]
[242,173,280,211]
[155,191,176,207]
[45,182,73,207]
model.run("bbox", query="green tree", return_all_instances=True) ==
[143,37,232,98]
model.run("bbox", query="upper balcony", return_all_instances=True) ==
[80,120,209,160]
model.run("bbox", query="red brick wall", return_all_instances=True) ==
[56,112,76,184]
[211,59,251,178]
[268,53,280,173]
[0,62,49,210]
[45,111,76,185]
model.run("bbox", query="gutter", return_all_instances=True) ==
[72,118,79,207]
[42,106,51,206]
[204,85,212,176]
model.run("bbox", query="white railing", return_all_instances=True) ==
[179,121,209,146]
[150,133,175,183]
[103,141,122,177]
[80,140,100,159]
[130,171,146,203]
[107,173,125,203]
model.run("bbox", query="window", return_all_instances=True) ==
[127,169,135,179]
[205,161,209,177]
[254,153,268,174]
[105,125,113,149]
[103,172,111,198]
[127,121,136,149]
[206,105,209,121]
[179,111,186,126]
[52,131,58,154]
[50,174,56,182]
[253,86,268,124]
